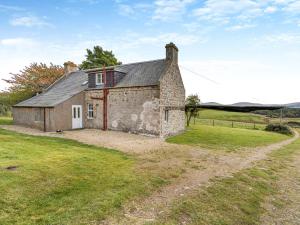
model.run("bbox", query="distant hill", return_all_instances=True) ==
[231,102,263,107]
[202,102,222,106]
[285,102,300,108]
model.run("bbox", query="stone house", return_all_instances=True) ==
[13,43,185,137]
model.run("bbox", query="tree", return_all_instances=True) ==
[80,46,121,69]
[185,94,200,127]
[3,62,64,105]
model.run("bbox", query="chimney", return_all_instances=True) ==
[165,42,178,63]
[64,61,78,75]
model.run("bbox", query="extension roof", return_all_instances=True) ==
[14,59,167,107]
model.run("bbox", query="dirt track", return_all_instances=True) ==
[101,132,299,225]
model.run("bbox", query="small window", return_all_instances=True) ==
[77,107,80,118]
[165,109,169,122]
[95,73,103,85]
[87,104,94,119]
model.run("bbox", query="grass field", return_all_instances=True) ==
[0,117,13,125]
[154,131,300,225]
[0,129,162,225]
[167,124,289,151]
[198,109,267,123]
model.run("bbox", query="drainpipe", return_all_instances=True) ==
[102,66,109,131]
[43,108,46,132]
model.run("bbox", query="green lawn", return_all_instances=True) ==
[154,132,300,225]
[0,117,13,125]
[199,109,267,123]
[0,129,161,225]
[167,124,289,151]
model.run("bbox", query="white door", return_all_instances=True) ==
[72,105,83,129]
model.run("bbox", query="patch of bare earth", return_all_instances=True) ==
[260,153,300,225]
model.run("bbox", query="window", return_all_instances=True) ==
[95,73,103,85]
[73,107,76,119]
[165,109,169,122]
[88,104,94,119]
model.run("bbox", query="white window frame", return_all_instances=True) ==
[95,72,103,85]
[87,104,94,119]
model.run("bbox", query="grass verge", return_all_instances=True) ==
[154,132,300,225]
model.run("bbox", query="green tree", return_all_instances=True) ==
[185,94,200,127]
[80,46,121,69]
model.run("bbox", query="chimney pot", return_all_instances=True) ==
[64,61,78,75]
[165,42,178,63]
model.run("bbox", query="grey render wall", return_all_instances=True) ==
[85,86,160,135]
[13,91,85,132]
[52,91,85,131]
[159,61,186,137]
[12,107,46,130]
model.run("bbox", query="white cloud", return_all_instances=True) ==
[284,1,300,13]
[264,6,277,13]
[226,23,256,31]
[118,4,135,16]
[10,16,53,28]
[193,0,263,22]
[0,4,24,11]
[0,38,36,47]
[153,0,195,21]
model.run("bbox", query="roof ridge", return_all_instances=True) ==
[83,59,165,72]
[117,58,165,67]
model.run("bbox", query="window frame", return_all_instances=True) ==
[95,72,103,85]
[87,103,94,119]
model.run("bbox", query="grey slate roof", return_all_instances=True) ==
[15,59,167,107]
[114,59,166,88]
[15,71,88,107]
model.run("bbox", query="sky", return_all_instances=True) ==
[0,0,299,104]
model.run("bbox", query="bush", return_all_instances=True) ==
[265,123,293,135]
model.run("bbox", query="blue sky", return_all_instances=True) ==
[0,0,300,104]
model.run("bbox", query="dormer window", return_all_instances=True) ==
[95,72,103,85]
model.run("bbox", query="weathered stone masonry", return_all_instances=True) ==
[85,86,160,135]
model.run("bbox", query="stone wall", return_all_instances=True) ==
[85,86,160,135]
[84,90,104,129]
[159,60,186,137]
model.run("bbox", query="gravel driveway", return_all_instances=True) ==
[0,125,177,154]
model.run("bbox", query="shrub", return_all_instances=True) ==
[265,123,293,135]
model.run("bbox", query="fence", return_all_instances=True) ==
[196,119,267,130]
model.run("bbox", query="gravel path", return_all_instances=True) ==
[0,125,177,154]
